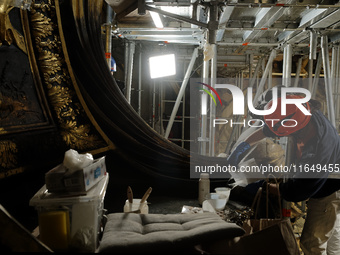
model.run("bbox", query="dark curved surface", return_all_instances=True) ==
[58,1,230,187]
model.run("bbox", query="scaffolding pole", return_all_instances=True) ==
[331,45,338,113]
[209,44,217,156]
[311,54,322,98]
[308,59,313,92]
[249,57,263,89]
[283,44,292,87]
[152,80,156,129]
[282,43,293,219]
[336,46,340,130]
[105,5,113,70]
[138,44,142,115]
[241,70,244,90]
[124,42,129,88]
[321,36,336,127]
[309,31,317,60]
[293,57,303,87]
[249,54,254,79]
[199,50,210,155]
[125,41,135,104]
[268,60,272,89]
[165,47,199,139]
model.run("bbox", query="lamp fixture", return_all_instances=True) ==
[149,54,176,79]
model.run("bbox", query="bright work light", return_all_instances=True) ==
[149,54,176,79]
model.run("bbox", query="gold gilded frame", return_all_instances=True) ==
[0,0,114,178]
[23,0,114,154]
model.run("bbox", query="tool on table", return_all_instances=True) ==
[140,187,152,205]
[127,186,133,203]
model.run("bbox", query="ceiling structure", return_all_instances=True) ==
[105,0,340,76]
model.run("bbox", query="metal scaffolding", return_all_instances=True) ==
[321,36,336,127]
[164,47,198,139]
[125,41,135,104]
[208,44,217,156]
[199,47,210,156]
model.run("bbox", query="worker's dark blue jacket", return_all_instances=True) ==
[276,110,340,202]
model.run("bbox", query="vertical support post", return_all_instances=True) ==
[152,80,156,129]
[309,31,317,60]
[138,0,146,15]
[160,81,164,136]
[125,41,135,104]
[182,79,186,148]
[165,47,198,139]
[281,136,294,219]
[283,47,287,86]
[238,72,242,89]
[249,54,254,79]
[283,44,292,87]
[321,36,336,127]
[159,80,163,135]
[105,5,113,70]
[200,49,210,155]
[138,44,142,115]
[208,3,218,44]
[331,46,338,107]
[268,60,272,89]
[293,57,303,87]
[124,42,129,88]
[241,71,244,90]
[209,44,217,156]
[262,57,266,76]
[308,29,317,94]
[308,59,313,93]
[205,0,218,153]
[282,44,293,219]
[336,46,340,131]
[311,55,322,98]
[249,57,263,89]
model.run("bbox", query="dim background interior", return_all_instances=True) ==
[0,0,339,247]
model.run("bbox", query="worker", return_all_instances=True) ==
[227,94,340,255]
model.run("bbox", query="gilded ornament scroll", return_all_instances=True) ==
[28,0,112,151]
[0,0,113,178]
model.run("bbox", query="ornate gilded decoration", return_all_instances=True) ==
[29,0,108,150]
[0,0,113,179]
[60,121,104,150]
[0,141,18,169]
[0,5,27,53]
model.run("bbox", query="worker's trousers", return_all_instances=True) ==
[300,190,340,255]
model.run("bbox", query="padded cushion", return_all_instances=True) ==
[99,212,245,253]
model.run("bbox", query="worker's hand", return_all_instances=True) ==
[226,142,251,166]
